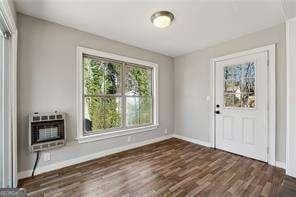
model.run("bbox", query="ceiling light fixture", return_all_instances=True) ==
[151,11,174,28]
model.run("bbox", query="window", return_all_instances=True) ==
[223,62,256,108]
[77,47,158,142]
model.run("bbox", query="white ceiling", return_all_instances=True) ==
[15,0,294,57]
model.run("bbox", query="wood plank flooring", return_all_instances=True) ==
[279,175,296,197]
[18,138,285,197]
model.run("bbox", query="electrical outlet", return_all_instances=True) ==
[127,136,132,142]
[44,152,51,162]
[164,128,168,134]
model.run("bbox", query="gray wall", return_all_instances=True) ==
[174,24,286,162]
[18,13,287,173]
[17,14,174,172]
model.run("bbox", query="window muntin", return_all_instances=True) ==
[223,62,256,108]
[82,55,154,135]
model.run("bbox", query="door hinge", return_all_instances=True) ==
[267,59,270,67]
[267,147,269,155]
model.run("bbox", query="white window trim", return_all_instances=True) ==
[76,46,159,143]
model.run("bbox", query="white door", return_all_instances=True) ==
[215,51,268,162]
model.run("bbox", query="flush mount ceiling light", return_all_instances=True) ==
[151,11,174,28]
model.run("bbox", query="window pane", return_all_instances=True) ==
[105,62,121,94]
[84,96,122,132]
[84,97,105,132]
[104,97,122,129]
[126,97,139,127]
[84,57,105,95]
[125,65,152,96]
[140,97,152,125]
[83,56,122,95]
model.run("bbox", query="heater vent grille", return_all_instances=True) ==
[29,113,66,152]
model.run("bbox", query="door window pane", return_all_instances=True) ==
[224,80,234,93]
[223,62,256,108]
[243,62,256,78]
[233,65,242,82]
[242,93,256,108]
[234,94,242,107]
[224,94,234,107]
[242,78,255,93]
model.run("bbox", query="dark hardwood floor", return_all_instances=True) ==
[19,138,287,197]
[279,175,296,197]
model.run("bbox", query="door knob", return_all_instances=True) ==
[214,110,220,114]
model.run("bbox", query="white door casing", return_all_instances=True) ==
[210,45,276,165]
[286,17,296,178]
[0,0,18,187]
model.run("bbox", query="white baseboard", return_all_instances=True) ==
[18,134,173,179]
[172,135,286,170]
[275,161,286,169]
[172,134,212,147]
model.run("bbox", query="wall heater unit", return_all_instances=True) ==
[29,112,66,152]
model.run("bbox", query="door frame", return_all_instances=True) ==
[286,17,296,177]
[0,0,17,187]
[210,44,276,166]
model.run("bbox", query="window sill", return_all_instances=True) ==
[76,124,160,144]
